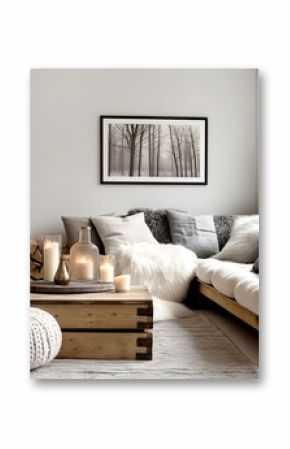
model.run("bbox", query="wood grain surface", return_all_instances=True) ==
[34,303,153,330]
[58,331,152,360]
[198,282,259,330]
[31,285,151,304]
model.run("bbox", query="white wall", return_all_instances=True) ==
[30,69,258,236]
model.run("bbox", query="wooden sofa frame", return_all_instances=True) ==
[190,280,259,331]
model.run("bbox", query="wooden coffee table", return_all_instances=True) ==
[30,286,153,360]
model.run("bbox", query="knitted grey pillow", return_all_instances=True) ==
[213,215,236,250]
[127,208,172,243]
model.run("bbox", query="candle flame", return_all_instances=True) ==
[77,258,90,264]
[44,241,59,250]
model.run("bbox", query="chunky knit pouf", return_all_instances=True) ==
[30,307,62,370]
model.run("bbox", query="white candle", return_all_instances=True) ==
[115,274,131,292]
[44,241,60,281]
[76,258,94,281]
[100,262,114,282]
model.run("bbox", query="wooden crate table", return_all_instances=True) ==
[30,286,153,360]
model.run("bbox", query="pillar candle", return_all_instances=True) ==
[100,262,114,282]
[43,241,60,281]
[75,258,94,281]
[115,274,131,292]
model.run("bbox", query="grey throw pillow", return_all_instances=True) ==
[61,216,106,254]
[167,210,219,258]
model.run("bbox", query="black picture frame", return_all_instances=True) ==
[100,115,208,185]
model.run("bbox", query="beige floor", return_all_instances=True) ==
[202,308,259,366]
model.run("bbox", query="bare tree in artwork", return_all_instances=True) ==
[148,125,152,176]
[189,126,198,177]
[138,125,146,176]
[169,125,179,176]
[107,122,202,178]
[156,125,161,176]
[124,124,139,176]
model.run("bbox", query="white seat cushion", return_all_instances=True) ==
[211,263,253,298]
[234,274,259,315]
[196,259,250,286]
[196,259,259,315]
[196,259,227,284]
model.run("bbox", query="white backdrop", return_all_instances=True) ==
[0,1,289,448]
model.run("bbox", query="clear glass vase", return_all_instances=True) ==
[70,227,99,281]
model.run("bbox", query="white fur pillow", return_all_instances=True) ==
[214,215,259,263]
[91,212,157,255]
[115,242,197,302]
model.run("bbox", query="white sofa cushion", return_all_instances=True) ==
[234,275,259,315]
[196,259,259,315]
[196,259,250,286]
[196,258,225,284]
[211,263,253,298]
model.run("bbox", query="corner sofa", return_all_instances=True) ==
[60,208,259,330]
[127,209,259,330]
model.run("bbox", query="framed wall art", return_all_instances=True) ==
[100,116,208,185]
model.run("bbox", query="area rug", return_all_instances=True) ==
[31,311,258,380]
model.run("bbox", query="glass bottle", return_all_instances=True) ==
[70,226,99,282]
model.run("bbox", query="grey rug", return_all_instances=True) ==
[31,311,258,380]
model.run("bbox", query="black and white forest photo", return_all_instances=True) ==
[101,116,207,184]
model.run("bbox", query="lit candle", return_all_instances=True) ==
[115,274,131,292]
[44,241,60,281]
[75,257,94,281]
[100,262,114,282]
